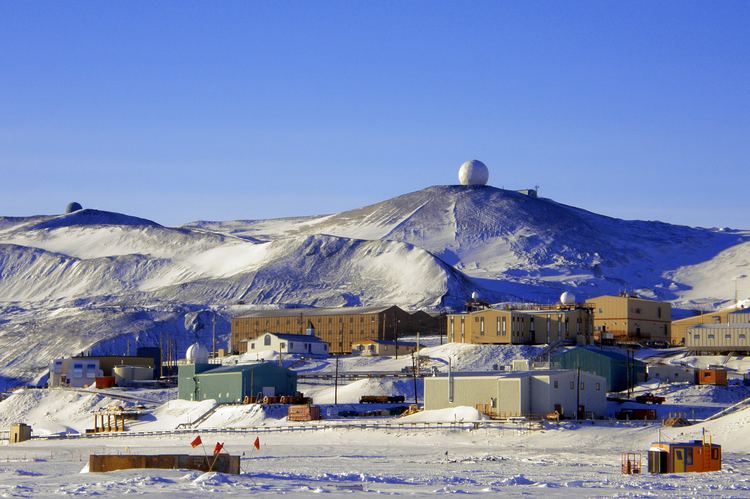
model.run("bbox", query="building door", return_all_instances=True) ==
[674,448,685,472]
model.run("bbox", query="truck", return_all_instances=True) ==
[634,393,666,405]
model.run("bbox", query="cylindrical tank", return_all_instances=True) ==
[113,365,154,386]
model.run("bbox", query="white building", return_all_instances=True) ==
[48,358,102,388]
[647,364,696,384]
[246,332,329,357]
[424,368,608,419]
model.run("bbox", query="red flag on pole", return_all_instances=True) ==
[253,437,260,450]
[190,435,202,448]
[213,442,224,456]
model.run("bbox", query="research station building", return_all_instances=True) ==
[424,368,607,419]
[686,309,750,354]
[231,306,437,355]
[178,362,297,404]
[585,294,671,345]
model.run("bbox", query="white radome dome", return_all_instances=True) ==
[560,292,576,306]
[458,160,490,186]
[471,291,480,300]
[186,342,209,364]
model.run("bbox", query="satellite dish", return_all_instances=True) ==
[65,202,83,214]
[560,291,576,306]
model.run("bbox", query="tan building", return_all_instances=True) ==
[686,310,750,354]
[445,307,593,345]
[585,295,671,344]
[446,309,533,345]
[424,369,607,419]
[351,339,421,357]
[522,308,593,345]
[231,306,434,355]
[671,308,736,346]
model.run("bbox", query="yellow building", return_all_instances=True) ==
[351,339,421,357]
[671,308,736,346]
[585,295,671,344]
[522,308,594,345]
[446,309,533,344]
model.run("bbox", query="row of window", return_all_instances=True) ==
[693,333,748,340]
[552,379,601,391]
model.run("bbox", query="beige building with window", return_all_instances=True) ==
[585,295,671,344]
[686,310,750,353]
[671,308,737,346]
[351,339,421,357]
[445,307,593,345]
[424,369,607,419]
[231,306,436,355]
[446,309,533,344]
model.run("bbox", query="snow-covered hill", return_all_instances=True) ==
[0,185,748,384]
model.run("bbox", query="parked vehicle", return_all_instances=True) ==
[635,393,666,404]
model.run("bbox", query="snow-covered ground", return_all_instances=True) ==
[2,415,750,497]
[2,184,750,386]
[1,341,750,496]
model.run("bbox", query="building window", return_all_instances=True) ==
[595,383,601,391]
[496,317,501,336]
[280,342,286,350]
[708,334,715,340]
[740,334,747,340]
[264,335,271,346]
[657,307,661,318]
[580,382,584,390]
[570,381,575,390]
[250,343,255,350]
[725,334,732,340]
[694,334,700,340]
[553,380,558,389]
[712,316,721,324]
[502,317,507,335]
[73,364,83,378]
[480,318,485,336]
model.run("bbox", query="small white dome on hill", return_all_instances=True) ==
[458,160,490,186]
[560,291,576,306]
[186,342,209,364]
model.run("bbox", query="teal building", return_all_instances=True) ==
[178,362,297,403]
[551,347,647,392]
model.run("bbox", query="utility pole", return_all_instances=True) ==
[576,365,581,421]
[211,313,217,360]
[334,356,339,405]
[411,352,418,405]
[394,318,399,359]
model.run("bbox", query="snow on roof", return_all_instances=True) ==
[198,363,288,375]
[260,332,327,343]
[352,339,420,347]
[235,306,398,319]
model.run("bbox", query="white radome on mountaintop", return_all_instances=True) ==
[458,159,490,186]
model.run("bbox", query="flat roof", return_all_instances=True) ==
[430,369,595,379]
[197,363,287,375]
[253,333,327,343]
[235,306,397,319]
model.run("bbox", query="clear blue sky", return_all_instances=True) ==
[1,1,748,228]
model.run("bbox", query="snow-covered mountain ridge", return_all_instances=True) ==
[0,186,747,385]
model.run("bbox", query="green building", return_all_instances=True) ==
[551,347,646,392]
[178,363,297,403]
